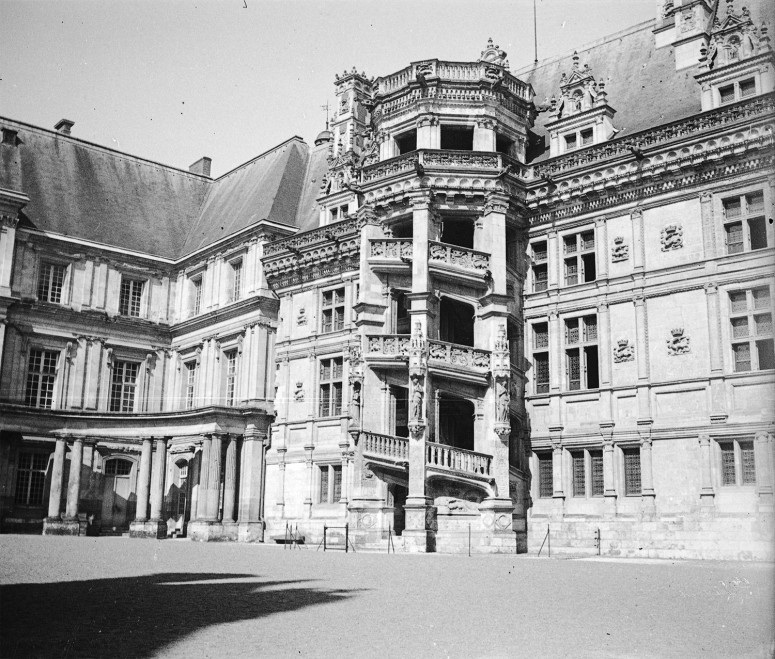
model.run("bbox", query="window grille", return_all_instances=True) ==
[185,361,197,409]
[538,453,553,498]
[590,451,604,496]
[564,315,599,391]
[37,263,65,303]
[740,442,756,484]
[192,277,203,314]
[14,452,48,506]
[564,231,596,286]
[572,452,586,497]
[533,265,548,292]
[25,349,58,409]
[231,260,243,302]
[533,323,549,349]
[119,278,144,317]
[333,466,342,501]
[319,467,329,502]
[318,465,343,503]
[720,443,736,485]
[722,190,768,254]
[105,459,133,476]
[109,361,139,412]
[534,353,549,394]
[623,448,641,495]
[567,351,581,390]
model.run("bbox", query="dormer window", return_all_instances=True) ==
[563,128,594,152]
[718,77,757,105]
[395,129,417,155]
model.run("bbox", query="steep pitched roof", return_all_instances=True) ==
[294,141,331,232]
[181,137,310,255]
[0,118,210,259]
[515,20,699,163]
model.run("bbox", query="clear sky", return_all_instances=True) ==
[0,0,655,177]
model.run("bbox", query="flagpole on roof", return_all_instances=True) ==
[533,0,539,64]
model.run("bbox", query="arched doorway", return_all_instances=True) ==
[101,457,136,531]
[168,459,190,537]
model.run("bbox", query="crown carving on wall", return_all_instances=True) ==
[701,0,772,70]
[671,327,684,337]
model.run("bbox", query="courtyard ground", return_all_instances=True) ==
[0,536,773,658]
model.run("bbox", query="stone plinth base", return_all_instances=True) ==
[238,521,265,543]
[129,520,168,539]
[402,528,436,553]
[43,517,83,536]
[220,521,239,541]
[349,500,385,547]
[188,520,224,542]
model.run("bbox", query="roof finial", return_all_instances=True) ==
[727,0,734,15]
[321,101,330,130]
[572,51,580,69]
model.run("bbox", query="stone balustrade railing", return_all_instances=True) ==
[426,442,492,478]
[369,239,413,260]
[427,340,490,370]
[362,432,409,462]
[365,334,411,358]
[428,241,490,273]
[362,149,518,183]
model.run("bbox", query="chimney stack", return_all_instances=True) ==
[189,157,212,177]
[54,119,75,135]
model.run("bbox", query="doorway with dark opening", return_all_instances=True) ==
[437,393,475,451]
[439,297,475,347]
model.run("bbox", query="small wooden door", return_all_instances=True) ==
[102,458,134,529]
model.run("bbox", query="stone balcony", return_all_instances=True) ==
[367,238,413,273]
[362,431,409,472]
[364,334,410,368]
[428,241,490,286]
[361,149,526,184]
[427,339,490,384]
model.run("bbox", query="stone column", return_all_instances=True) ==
[640,434,656,519]
[222,435,238,525]
[634,294,652,421]
[473,119,496,151]
[238,415,269,542]
[631,208,645,272]
[132,438,153,525]
[550,434,564,518]
[64,437,84,520]
[705,283,727,422]
[42,438,67,534]
[699,191,715,258]
[195,434,211,520]
[597,301,614,423]
[206,433,223,521]
[755,432,774,511]
[594,215,609,280]
[602,434,617,516]
[547,230,559,289]
[698,434,715,511]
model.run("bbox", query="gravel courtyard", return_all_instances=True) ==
[0,536,773,658]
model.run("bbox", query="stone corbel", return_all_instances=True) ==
[145,352,157,373]
[105,347,114,368]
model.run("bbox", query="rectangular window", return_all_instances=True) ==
[719,84,735,104]
[37,263,66,303]
[580,128,594,146]
[572,452,586,497]
[719,439,757,486]
[192,277,203,315]
[25,349,58,409]
[565,315,599,390]
[730,287,774,372]
[14,452,48,506]
[563,231,595,286]
[319,464,343,503]
[739,78,756,99]
[109,361,139,412]
[538,453,553,498]
[590,450,604,497]
[564,133,577,150]
[225,350,238,407]
[533,353,549,394]
[230,260,243,303]
[321,287,345,333]
[623,448,641,496]
[532,240,548,292]
[723,190,768,253]
[185,361,197,410]
[119,278,144,317]
[319,357,343,417]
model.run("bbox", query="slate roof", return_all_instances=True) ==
[0,118,317,260]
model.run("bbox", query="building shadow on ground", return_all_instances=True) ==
[0,572,358,657]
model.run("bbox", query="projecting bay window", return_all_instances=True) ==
[537,452,553,498]
[119,277,144,317]
[623,447,641,496]
[565,315,599,391]
[563,231,595,286]
[319,464,343,504]
[37,262,66,303]
[319,357,343,417]
[24,349,58,409]
[532,322,549,394]
[571,449,604,498]
[14,452,49,507]
[729,286,774,372]
[109,361,139,412]
[321,287,345,333]
[723,190,768,254]
[718,439,756,487]
[531,241,548,292]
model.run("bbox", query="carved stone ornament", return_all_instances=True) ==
[611,236,629,262]
[409,321,426,375]
[293,382,304,401]
[660,224,684,251]
[494,376,511,439]
[666,327,691,356]
[296,307,307,326]
[613,338,635,363]
[491,324,510,378]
